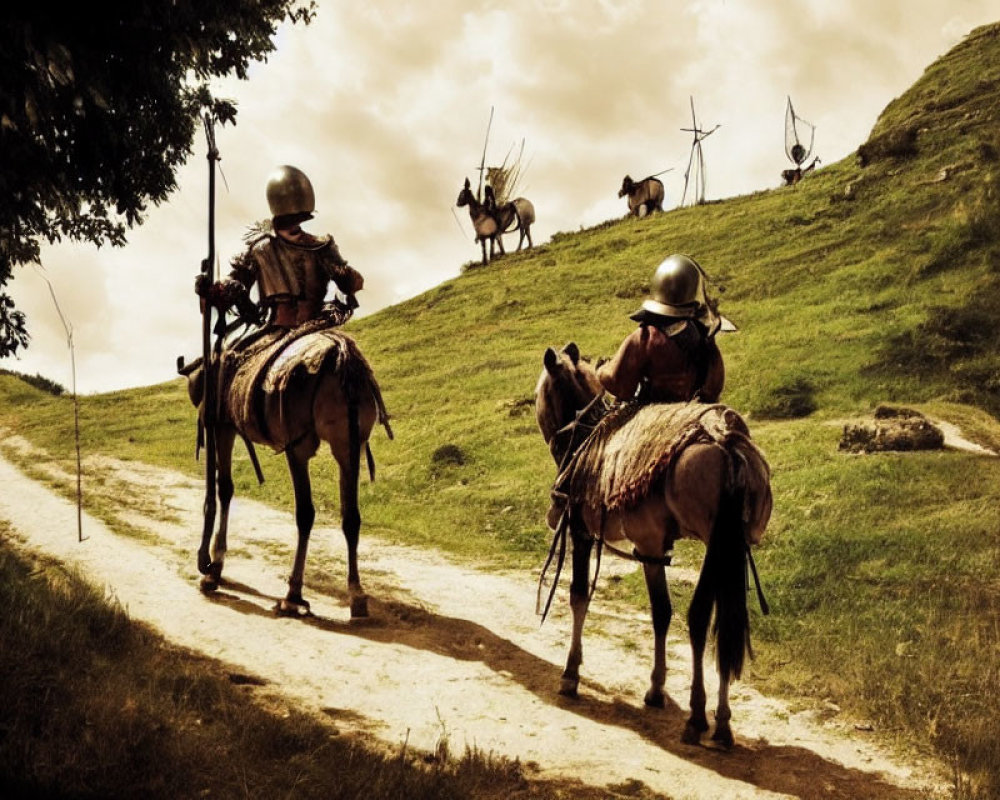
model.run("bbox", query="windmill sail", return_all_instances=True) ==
[785,96,815,165]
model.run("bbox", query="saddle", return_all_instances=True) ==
[552,399,750,519]
[219,319,390,452]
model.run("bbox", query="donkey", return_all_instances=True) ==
[456,178,535,264]
[535,343,772,747]
[619,175,665,217]
[178,327,391,618]
[781,156,821,186]
[495,195,535,252]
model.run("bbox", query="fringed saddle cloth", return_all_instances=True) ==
[560,400,764,534]
[219,320,391,452]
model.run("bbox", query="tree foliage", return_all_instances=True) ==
[0,0,315,357]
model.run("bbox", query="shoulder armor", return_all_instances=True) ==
[283,231,332,252]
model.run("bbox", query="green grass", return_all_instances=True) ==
[3,19,1000,800]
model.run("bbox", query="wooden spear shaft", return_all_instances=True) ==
[197,113,219,576]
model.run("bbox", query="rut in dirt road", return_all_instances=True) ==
[0,443,950,800]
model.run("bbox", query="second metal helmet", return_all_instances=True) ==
[265,165,315,219]
[631,253,731,335]
[640,254,706,318]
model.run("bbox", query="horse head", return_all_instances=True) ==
[456,177,475,208]
[534,342,602,446]
[618,175,635,198]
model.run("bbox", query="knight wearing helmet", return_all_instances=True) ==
[546,254,732,528]
[198,165,364,329]
[597,254,729,404]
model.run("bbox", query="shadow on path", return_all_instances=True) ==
[205,577,930,800]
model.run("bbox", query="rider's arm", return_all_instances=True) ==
[699,341,726,403]
[597,326,647,401]
[321,240,364,302]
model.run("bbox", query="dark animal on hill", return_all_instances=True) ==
[781,156,820,186]
[178,325,391,618]
[619,175,665,217]
[534,343,772,747]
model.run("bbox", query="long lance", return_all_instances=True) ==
[476,105,494,203]
[197,112,220,576]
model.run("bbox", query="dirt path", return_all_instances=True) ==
[0,440,950,800]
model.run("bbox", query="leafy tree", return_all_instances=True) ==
[0,1,315,357]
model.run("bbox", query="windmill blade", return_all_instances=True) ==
[785,95,816,164]
[697,142,707,203]
[681,140,696,206]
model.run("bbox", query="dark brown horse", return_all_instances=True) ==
[456,178,535,264]
[781,156,821,186]
[619,175,665,217]
[178,326,391,617]
[534,343,772,747]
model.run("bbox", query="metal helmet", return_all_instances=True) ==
[265,165,315,219]
[641,254,705,318]
[632,253,729,335]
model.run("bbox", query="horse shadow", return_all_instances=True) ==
[204,578,932,800]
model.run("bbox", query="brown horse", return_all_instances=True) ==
[456,178,534,264]
[178,326,391,618]
[619,175,665,217]
[534,343,772,747]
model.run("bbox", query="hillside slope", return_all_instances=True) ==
[2,19,1000,799]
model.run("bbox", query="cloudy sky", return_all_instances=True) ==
[2,0,997,394]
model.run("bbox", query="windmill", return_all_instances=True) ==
[782,96,820,186]
[784,95,815,167]
[680,97,720,206]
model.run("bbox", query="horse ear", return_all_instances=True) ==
[563,342,580,364]
[464,177,471,189]
[543,347,560,374]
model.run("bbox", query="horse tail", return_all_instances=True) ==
[705,448,752,684]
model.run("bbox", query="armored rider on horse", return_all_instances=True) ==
[183,164,391,617]
[548,253,731,527]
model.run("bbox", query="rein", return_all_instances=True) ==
[538,391,673,623]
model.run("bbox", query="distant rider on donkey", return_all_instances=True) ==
[196,164,364,331]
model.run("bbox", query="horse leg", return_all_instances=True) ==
[713,675,734,748]
[682,570,713,744]
[560,523,593,698]
[278,443,315,616]
[642,562,672,708]
[525,224,533,248]
[336,403,368,618]
[201,425,236,593]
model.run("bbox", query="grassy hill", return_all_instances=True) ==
[3,20,1000,798]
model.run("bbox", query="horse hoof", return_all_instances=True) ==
[682,715,709,745]
[199,575,219,593]
[558,680,579,699]
[350,595,369,619]
[644,688,666,708]
[275,597,311,617]
[712,725,735,749]
[681,721,705,745]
